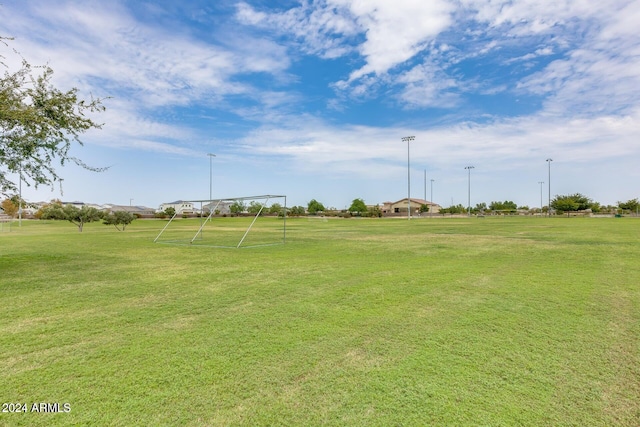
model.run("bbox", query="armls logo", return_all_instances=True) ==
[29,403,71,413]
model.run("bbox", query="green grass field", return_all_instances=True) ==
[1,217,639,426]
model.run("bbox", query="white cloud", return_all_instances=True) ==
[237,107,640,178]
[335,0,453,79]
[4,1,291,106]
[395,62,459,108]
[236,0,454,97]
[235,1,360,59]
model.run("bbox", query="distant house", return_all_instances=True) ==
[203,201,232,216]
[61,201,105,210]
[382,198,441,217]
[104,204,156,218]
[158,201,195,215]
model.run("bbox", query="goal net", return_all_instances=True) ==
[153,195,287,248]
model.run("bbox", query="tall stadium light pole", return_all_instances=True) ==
[546,158,553,217]
[465,165,474,216]
[402,136,415,220]
[423,169,427,215]
[430,179,434,218]
[538,181,544,215]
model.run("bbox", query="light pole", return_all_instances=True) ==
[538,181,544,215]
[465,165,474,216]
[430,179,434,218]
[546,158,552,217]
[402,136,415,220]
[424,169,427,201]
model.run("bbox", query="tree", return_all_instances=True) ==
[268,202,283,215]
[230,201,246,216]
[307,199,325,215]
[551,193,594,213]
[618,198,639,213]
[1,197,18,217]
[440,204,466,215]
[419,204,430,213]
[247,201,265,215]
[489,200,517,213]
[289,206,306,216]
[368,204,382,218]
[103,211,135,231]
[348,198,367,216]
[164,207,176,217]
[40,201,103,232]
[1,39,107,195]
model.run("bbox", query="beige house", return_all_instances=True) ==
[158,200,195,215]
[382,198,441,217]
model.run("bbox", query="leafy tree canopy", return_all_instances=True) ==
[618,198,639,212]
[103,211,135,231]
[440,204,466,214]
[489,200,517,212]
[247,201,265,215]
[230,201,246,216]
[348,198,367,215]
[1,197,18,217]
[288,206,305,216]
[1,38,107,195]
[39,201,103,232]
[268,202,283,215]
[307,199,325,215]
[551,193,594,212]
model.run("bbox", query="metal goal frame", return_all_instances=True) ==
[153,194,287,248]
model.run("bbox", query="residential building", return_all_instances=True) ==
[382,198,441,217]
[158,201,195,215]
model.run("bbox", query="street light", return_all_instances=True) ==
[465,165,474,216]
[430,179,434,219]
[402,136,415,220]
[546,158,553,217]
[538,181,544,215]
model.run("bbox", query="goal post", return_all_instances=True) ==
[153,195,287,248]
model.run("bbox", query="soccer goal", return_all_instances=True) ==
[153,195,287,248]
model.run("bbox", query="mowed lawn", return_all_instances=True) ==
[1,216,639,426]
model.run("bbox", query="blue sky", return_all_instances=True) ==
[2,0,639,210]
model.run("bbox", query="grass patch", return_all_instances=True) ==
[1,217,639,425]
